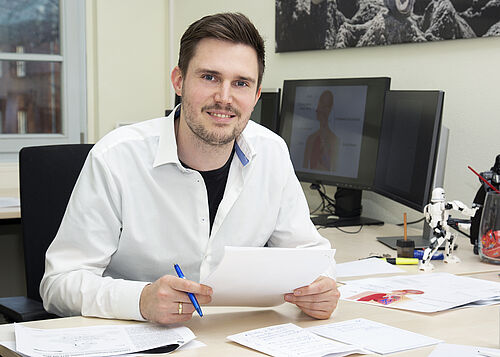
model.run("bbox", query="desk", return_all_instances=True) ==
[0,188,20,221]
[0,299,498,356]
[322,223,500,275]
[1,224,499,356]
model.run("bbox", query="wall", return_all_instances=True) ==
[86,0,170,142]
[170,0,500,225]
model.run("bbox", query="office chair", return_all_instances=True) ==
[0,144,93,322]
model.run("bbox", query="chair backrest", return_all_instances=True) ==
[19,144,93,302]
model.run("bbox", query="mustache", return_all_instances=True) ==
[202,104,241,117]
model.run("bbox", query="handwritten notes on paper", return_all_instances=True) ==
[227,323,366,357]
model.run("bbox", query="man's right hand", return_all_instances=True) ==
[139,275,213,324]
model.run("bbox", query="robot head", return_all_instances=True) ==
[431,187,445,202]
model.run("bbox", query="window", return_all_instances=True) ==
[0,0,86,161]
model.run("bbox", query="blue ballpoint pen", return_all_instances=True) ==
[173,264,203,317]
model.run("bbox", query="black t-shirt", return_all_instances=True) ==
[180,147,235,233]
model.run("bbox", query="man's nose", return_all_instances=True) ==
[214,82,233,105]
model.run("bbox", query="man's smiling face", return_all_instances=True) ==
[173,38,261,146]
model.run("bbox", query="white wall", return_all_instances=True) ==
[86,0,170,141]
[83,0,500,225]
[170,0,500,225]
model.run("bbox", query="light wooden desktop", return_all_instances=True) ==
[0,188,20,220]
[1,224,499,356]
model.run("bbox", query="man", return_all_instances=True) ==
[41,12,339,325]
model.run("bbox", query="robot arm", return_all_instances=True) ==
[446,200,479,218]
[423,204,432,223]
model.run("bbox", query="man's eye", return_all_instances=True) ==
[235,81,248,87]
[203,74,215,81]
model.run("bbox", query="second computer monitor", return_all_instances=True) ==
[250,88,281,133]
[374,90,445,212]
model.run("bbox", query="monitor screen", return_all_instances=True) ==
[280,77,391,191]
[374,90,445,212]
[250,88,281,133]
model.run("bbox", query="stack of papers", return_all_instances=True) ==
[1,323,198,357]
[339,272,500,312]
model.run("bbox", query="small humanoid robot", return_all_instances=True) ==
[419,188,479,271]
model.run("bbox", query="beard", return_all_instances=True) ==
[180,88,249,146]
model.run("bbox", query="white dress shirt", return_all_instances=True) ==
[40,110,335,321]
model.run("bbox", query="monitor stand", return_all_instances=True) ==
[376,224,457,250]
[311,214,384,228]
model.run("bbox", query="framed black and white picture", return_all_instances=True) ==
[275,0,500,52]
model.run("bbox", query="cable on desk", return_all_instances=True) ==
[317,224,364,234]
[335,225,363,234]
[309,183,336,215]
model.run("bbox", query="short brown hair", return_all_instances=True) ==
[178,12,265,89]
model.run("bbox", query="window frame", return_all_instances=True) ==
[0,0,87,162]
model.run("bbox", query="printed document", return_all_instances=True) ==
[428,343,500,356]
[307,318,442,354]
[227,323,367,357]
[339,272,500,313]
[14,323,196,357]
[336,258,403,278]
[202,247,335,306]
[0,339,205,357]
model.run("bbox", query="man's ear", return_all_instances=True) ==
[171,66,183,97]
[254,86,262,106]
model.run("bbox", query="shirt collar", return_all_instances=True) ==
[153,106,181,168]
[153,105,256,168]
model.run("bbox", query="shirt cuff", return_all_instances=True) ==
[111,280,150,321]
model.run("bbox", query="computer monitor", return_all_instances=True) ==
[279,77,391,227]
[250,88,281,133]
[375,90,447,249]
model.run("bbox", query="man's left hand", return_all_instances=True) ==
[284,276,339,319]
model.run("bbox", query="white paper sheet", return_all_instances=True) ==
[1,339,205,357]
[14,323,196,357]
[307,318,442,354]
[227,323,367,357]
[0,197,20,208]
[336,258,404,278]
[339,272,500,313]
[428,343,500,356]
[202,247,335,306]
